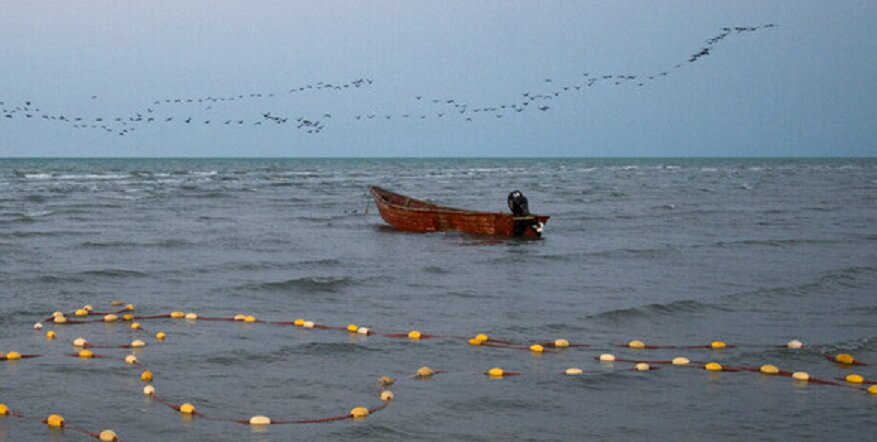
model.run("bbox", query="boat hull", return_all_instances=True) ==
[369,186,549,239]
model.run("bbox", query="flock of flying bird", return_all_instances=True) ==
[0,25,775,138]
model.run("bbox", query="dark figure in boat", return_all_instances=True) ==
[508,190,544,237]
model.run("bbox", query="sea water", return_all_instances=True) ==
[0,158,874,441]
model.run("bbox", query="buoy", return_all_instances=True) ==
[54,315,67,324]
[6,352,22,360]
[635,363,650,371]
[704,362,723,371]
[79,349,94,359]
[244,316,256,323]
[156,331,166,341]
[131,340,146,348]
[835,354,855,365]
[468,338,482,346]
[554,339,570,348]
[787,340,803,349]
[293,319,305,327]
[628,340,646,349]
[104,314,118,322]
[760,364,780,375]
[34,322,43,330]
[415,367,434,377]
[599,353,616,362]
[143,385,155,396]
[234,314,246,321]
[380,391,394,401]
[792,371,810,381]
[141,371,153,382]
[46,330,56,340]
[99,429,118,442]
[868,385,877,395]
[46,414,65,428]
[122,314,134,321]
[488,367,505,378]
[529,344,544,353]
[379,376,395,386]
[184,313,197,320]
[249,415,271,425]
[125,355,137,365]
[111,300,123,307]
[302,321,315,329]
[350,407,369,419]
[125,304,135,311]
[672,357,690,365]
[131,322,141,330]
[356,327,369,335]
[408,330,422,340]
[565,368,583,376]
[475,334,489,343]
[0,404,8,415]
[73,337,88,347]
[845,374,864,384]
[170,311,185,319]
[179,403,195,414]
[83,305,93,312]
[53,311,64,318]
[710,341,726,350]
[75,309,88,317]
[347,324,358,332]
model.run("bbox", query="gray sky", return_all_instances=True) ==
[1,1,875,157]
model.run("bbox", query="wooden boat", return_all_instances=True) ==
[369,186,549,238]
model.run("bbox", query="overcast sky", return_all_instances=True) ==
[0,1,875,157]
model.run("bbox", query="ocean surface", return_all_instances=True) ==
[0,158,875,441]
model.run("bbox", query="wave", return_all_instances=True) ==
[19,172,130,180]
[186,191,234,199]
[79,240,137,249]
[243,276,354,293]
[713,238,841,249]
[31,274,86,284]
[813,335,877,354]
[588,299,719,321]
[147,239,194,249]
[24,210,54,218]
[79,269,149,278]
[723,265,877,301]
[292,341,378,356]
[0,230,90,238]
[212,258,342,273]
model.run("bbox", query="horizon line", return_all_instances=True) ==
[1,155,876,160]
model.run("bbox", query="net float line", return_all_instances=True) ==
[594,356,855,388]
[483,368,520,378]
[65,336,156,351]
[43,305,134,322]
[229,402,391,425]
[833,375,876,385]
[0,405,122,441]
[39,309,861,365]
[825,354,869,366]
[0,353,42,361]
[694,364,850,387]
[614,344,739,350]
[148,391,390,425]
[63,351,149,369]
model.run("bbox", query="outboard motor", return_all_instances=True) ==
[508,190,543,237]
[507,190,530,217]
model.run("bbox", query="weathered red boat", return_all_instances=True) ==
[369,186,549,238]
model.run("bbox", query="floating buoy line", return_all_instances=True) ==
[2,301,875,440]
